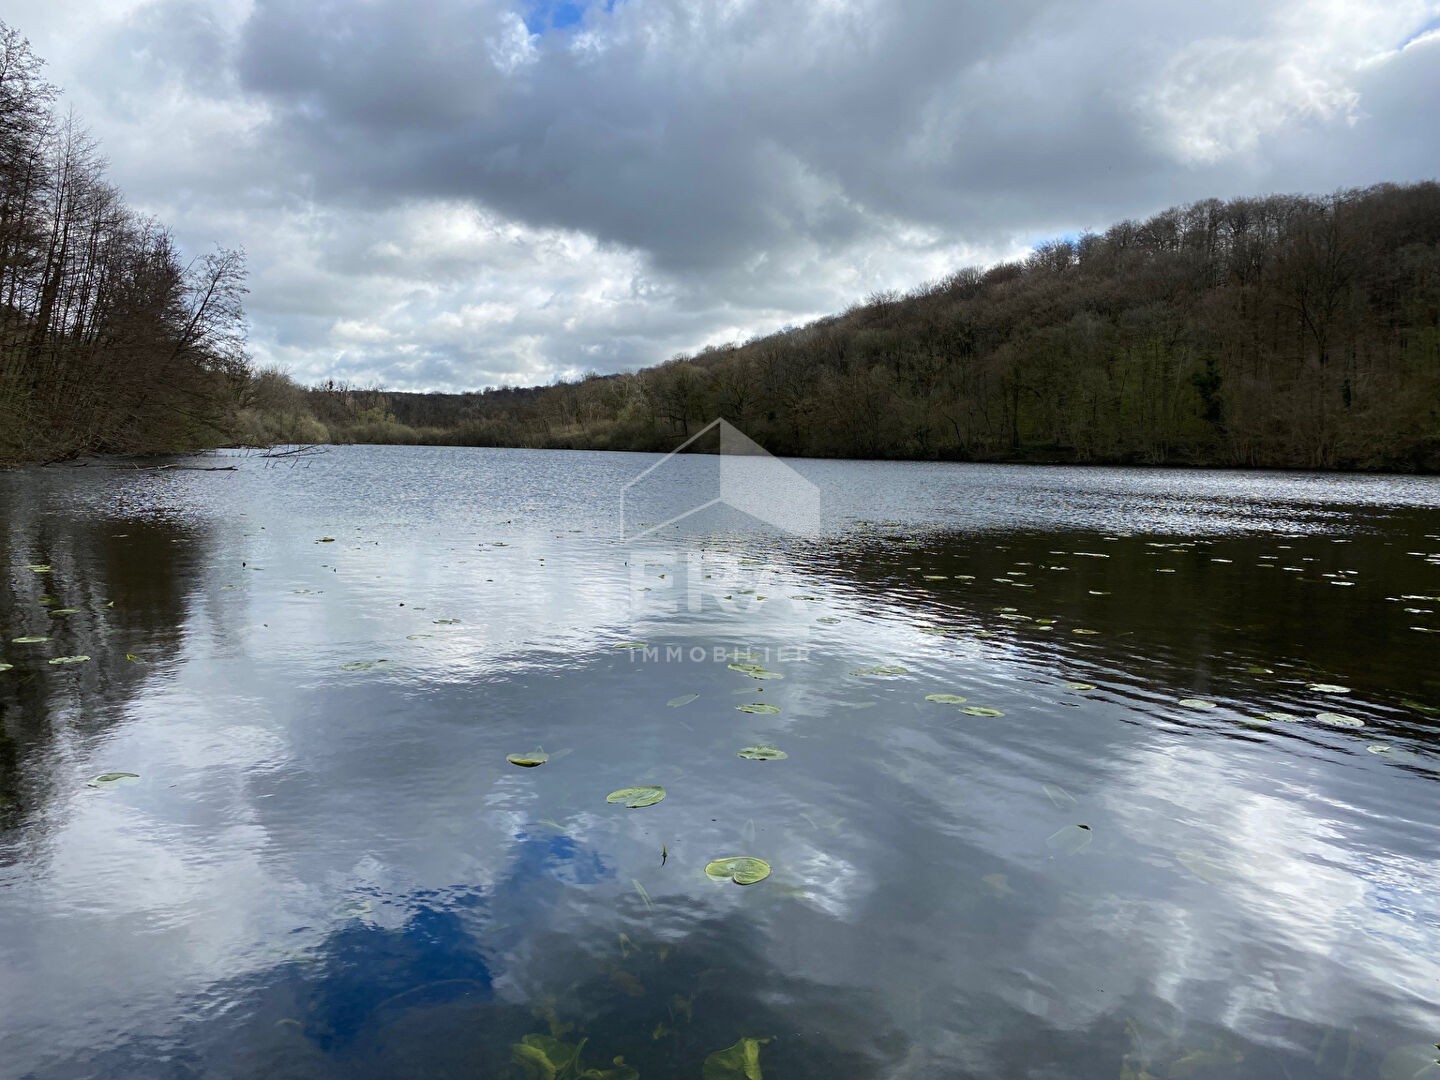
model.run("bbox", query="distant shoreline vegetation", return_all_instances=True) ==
[244,179,1440,473]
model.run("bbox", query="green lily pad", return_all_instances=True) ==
[433,618,461,625]
[736,703,781,714]
[1317,712,1364,728]
[11,636,49,644]
[607,786,666,808]
[1072,628,1100,635]
[48,608,80,616]
[27,564,51,572]
[667,693,699,707]
[339,660,386,671]
[737,745,787,761]
[1307,683,1350,694]
[1177,698,1217,710]
[48,655,90,665]
[316,537,336,543]
[703,1036,771,1078]
[704,857,772,885]
[849,664,908,677]
[924,693,967,704]
[87,772,139,787]
[1412,626,1439,634]
[728,662,783,680]
[961,706,1004,717]
[816,617,841,625]
[1064,681,1098,691]
[0,662,11,673]
[613,641,648,649]
[507,750,549,767]
[1260,710,1302,722]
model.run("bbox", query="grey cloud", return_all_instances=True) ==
[6,0,1436,391]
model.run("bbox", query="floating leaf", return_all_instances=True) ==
[961,706,1004,717]
[124,653,143,663]
[1072,628,1100,635]
[433,618,461,625]
[48,608,80,616]
[87,771,139,787]
[607,786,666,808]
[27,564,51,572]
[704,857,771,885]
[1260,711,1302,723]
[316,537,336,543]
[507,750,549,768]
[667,693,699,708]
[737,745,787,761]
[613,641,647,650]
[1178,698,1217,710]
[1307,683,1350,694]
[703,1036,771,1079]
[736,703,781,714]
[1317,712,1364,728]
[728,662,783,680]
[0,662,11,672]
[1064,681,1097,691]
[512,1034,586,1080]
[48,655,90,665]
[924,693,967,704]
[1410,626,1439,634]
[849,664,908,677]
[816,616,841,625]
[339,660,386,671]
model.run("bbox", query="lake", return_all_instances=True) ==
[2,445,1439,1079]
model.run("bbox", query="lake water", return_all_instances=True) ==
[2,446,1439,1079]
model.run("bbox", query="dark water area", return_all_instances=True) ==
[2,446,1439,1079]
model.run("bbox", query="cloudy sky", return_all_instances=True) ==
[8,0,1439,390]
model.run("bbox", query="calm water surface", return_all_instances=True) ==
[2,446,1439,1079]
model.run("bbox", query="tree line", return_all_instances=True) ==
[0,22,250,465]
[263,179,1440,471]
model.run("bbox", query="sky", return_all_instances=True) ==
[6,0,1439,391]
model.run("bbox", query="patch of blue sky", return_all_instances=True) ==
[1399,14,1440,49]
[522,0,619,35]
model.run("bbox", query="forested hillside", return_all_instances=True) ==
[0,23,250,465]
[277,180,1440,471]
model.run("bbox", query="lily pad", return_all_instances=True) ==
[87,772,139,787]
[667,693,699,708]
[1317,712,1365,728]
[1260,710,1302,722]
[1307,683,1350,694]
[607,786,666,808]
[703,1036,771,1079]
[849,664,908,677]
[816,616,841,625]
[1064,681,1098,691]
[339,660,386,671]
[737,745,788,761]
[704,856,772,885]
[48,608,80,616]
[11,635,49,644]
[507,750,549,767]
[1178,698,1217,710]
[27,564,51,572]
[0,662,11,672]
[728,662,783,680]
[316,536,336,543]
[48,655,90,665]
[1072,628,1100,635]
[736,703,781,714]
[924,693,968,704]
[613,641,648,649]
[961,706,1004,717]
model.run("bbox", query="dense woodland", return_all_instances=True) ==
[0,23,249,465]
[259,179,1440,471]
